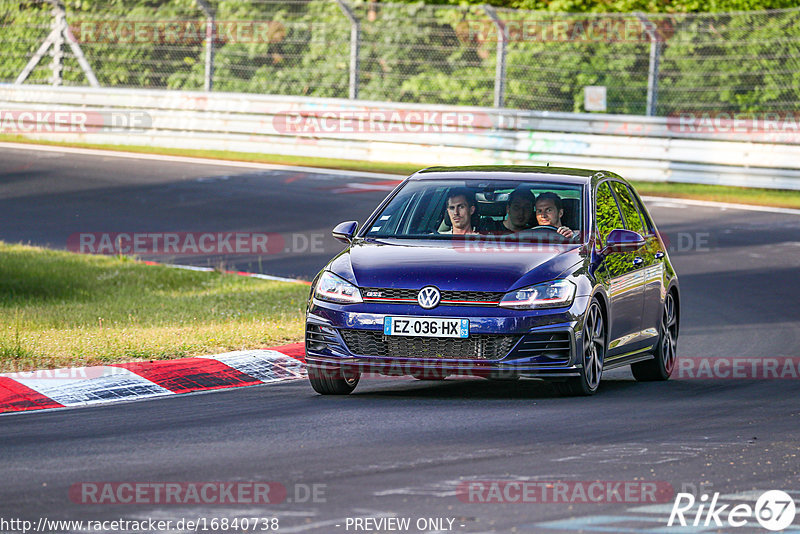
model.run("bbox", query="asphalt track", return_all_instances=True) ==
[1,144,800,533]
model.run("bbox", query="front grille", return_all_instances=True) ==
[339,329,520,360]
[511,331,572,364]
[361,288,503,305]
[441,290,504,303]
[306,324,345,353]
[362,288,418,300]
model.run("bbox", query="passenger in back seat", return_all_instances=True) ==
[481,187,535,234]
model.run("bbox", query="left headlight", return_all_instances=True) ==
[499,279,576,309]
[314,271,363,304]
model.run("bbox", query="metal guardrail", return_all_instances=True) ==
[2,84,800,190]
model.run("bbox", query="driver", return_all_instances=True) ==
[440,188,478,235]
[535,192,575,239]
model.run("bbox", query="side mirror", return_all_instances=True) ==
[601,229,645,255]
[332,221,359,243]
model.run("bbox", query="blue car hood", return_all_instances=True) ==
[329,239,584,293]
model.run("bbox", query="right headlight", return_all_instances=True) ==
[314,271,363,304]
[499,279,576,309]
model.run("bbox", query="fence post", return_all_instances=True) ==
[483,5,506,108]
[49,1,64,85]
[15,0,99,87]
[196,0,216,92]
[636,12,662,116]
[335,0,360,100]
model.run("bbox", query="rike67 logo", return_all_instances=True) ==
[668,490,797,531]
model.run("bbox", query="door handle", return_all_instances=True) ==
[654,251,665,259]
[633,257,644,266]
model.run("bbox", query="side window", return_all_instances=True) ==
[406,187,447,234]
[610,181,646,235]
[595,182,625,247]
[632,193,656,234]
[367,194,412,236]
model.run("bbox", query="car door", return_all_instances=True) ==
[609,181,660,347]
[630,187,668,344]
[594,180,646,357]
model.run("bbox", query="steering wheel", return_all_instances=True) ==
[523,224,572,243]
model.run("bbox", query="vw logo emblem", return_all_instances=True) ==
[417,286,441,309]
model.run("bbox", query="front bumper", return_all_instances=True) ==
[305,297,590,379]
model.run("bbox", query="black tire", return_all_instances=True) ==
[555,299,606,396]
[307,363,360,395]
[632,292,679,381]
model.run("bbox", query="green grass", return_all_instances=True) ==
[3,134,800,209]
[0,242,309,372]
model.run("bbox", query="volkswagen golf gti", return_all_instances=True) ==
[305,166,680,396]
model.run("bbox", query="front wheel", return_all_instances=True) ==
[555,300,605,396]
[307,363,360,395]
[632,292,678,381]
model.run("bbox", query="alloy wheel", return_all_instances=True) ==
[661,293,678,374]
[583,302,605,391]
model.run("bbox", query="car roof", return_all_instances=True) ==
[413,165,599,185]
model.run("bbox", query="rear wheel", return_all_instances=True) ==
[555,300,605,396]
[307,363,360,395]
[632,292,678,381]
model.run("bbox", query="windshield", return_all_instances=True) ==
[364,179,584,242]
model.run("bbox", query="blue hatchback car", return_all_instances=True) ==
[305,166,680,396]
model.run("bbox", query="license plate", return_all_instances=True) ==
[383,317,469,338]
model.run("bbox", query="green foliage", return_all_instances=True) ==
[505,0,799,12]
[2,0,798,114]
[1,0,206,87]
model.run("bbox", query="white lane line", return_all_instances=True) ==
[247,272,310,284]
[0,141,402,180]
[5,141,798,214]
[150,262,304,284]
[646,201,688,209]
[641,195,800,216]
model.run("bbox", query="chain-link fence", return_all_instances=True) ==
[2,0,799,116]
